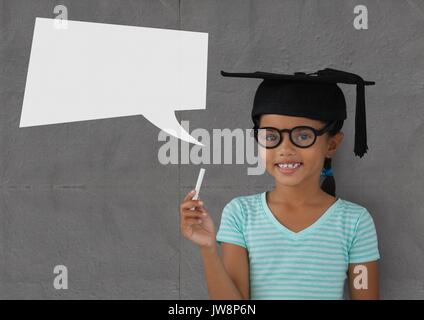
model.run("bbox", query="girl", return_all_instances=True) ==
[179,68,380,300]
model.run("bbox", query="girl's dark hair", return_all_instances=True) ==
[253,115,344,197]
[320,120,343,197]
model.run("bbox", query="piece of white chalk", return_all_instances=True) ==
[192,168,205,200]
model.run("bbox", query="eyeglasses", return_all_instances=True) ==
[253,121,336,149]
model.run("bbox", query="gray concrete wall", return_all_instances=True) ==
[0,0,423,299]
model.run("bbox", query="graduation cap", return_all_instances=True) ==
[220,68,375,158]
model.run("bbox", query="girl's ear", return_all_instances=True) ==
[335,131,344,146]
[327,131,344,157]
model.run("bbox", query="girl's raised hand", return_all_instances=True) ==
[179,190,216,249]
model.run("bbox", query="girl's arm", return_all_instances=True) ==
[179,190,249,299]
[347,261,379,299]
[201,242,250,300]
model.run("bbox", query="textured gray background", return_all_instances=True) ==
[0,0,423,299]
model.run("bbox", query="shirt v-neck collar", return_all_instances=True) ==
[260,191,342,239]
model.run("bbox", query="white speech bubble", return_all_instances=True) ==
[20,17,208,146]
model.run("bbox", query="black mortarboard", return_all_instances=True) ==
[220,68,375,158]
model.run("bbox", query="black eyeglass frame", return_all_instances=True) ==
[253,121,337,149]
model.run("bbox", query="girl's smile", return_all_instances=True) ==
[274,160,304,175]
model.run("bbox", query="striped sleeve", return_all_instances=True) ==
[348,208,380,263]
[215,198,247,248]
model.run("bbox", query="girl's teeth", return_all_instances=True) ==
[278,163,301,169]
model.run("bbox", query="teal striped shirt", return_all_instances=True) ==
[215,191,380,300]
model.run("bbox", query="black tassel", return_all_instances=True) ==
[321,157,336,197]
[316,68,372,158]
[354,82,368,158]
